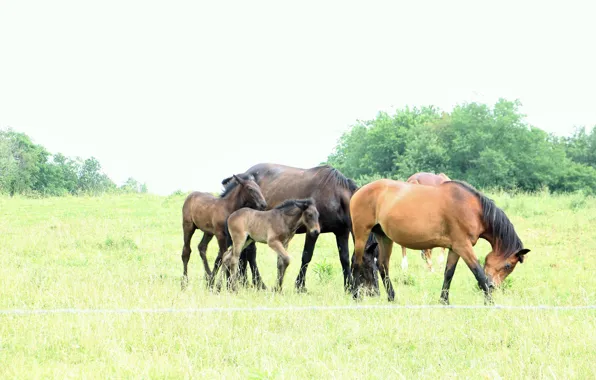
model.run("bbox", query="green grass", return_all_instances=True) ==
[1,192,595,379]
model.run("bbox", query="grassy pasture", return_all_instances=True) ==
[0,191,595,379]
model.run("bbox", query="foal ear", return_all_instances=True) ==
[516,248,530,263]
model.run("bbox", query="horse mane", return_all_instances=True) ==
[314,165,359,193]
[447,180,523,257]
[274,198,315,215]
[219,173,254,198]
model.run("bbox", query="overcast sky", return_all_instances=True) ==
[1,1,595,195]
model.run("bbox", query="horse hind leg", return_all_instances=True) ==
[268,240,291,292]
[375,231,395,302]
[198,232,214,282]
[422,249,434,272]
[181,221,197,290]
[401,246,408,271]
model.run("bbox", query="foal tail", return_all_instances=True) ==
[223,216,233,249]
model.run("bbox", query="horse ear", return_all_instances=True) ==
[516,249,530,263]
[233,174,245,186]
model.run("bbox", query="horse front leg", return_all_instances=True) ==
[439,249,460,305]
[294,232,319,293]
[454,243,493,305]
[335,230,353,292]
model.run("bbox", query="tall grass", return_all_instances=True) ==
[1,192,595,378]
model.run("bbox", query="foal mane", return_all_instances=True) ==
[219,173,254,198]
[274,198,314,215]
[447,180,523,257]
[314,165,359,193]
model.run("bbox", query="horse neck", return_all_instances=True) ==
[220,186,246,213]
[481,230,504,255]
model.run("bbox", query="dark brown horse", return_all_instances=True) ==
[222,198,321,291]
[180,174,267,289]
[402,172,452,272]
[350,179,530,304]
[219,163,378,292]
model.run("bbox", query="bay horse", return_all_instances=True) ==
[180,174,267,289]
[219,163,378,292]
[350,179,530,304]
[221,198,321,291]
[402,172,451,272]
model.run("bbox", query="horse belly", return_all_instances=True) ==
[378,203,446,250]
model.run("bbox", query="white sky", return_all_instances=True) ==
[1,1,595,195]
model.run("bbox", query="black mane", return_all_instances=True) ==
[448,180,524,257]
[274,198,314,215]
[219,173,254,198]
[315,165,359,193]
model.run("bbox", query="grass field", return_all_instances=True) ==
[1,191,595,379]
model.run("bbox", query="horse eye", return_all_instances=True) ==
[504,263,512,270]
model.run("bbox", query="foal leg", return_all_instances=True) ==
[294,233,319,292]
[439,249,460,305]
[198,232,214,281]
[243,242,267,290]
[181,221,196,290]
[268,240,291,291]
[222,235,248,292]
[208,233,228,288]
[374,232,395,301]
[401,246,408,271]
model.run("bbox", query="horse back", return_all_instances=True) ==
[243,163,352,231]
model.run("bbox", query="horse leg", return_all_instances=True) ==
[208,233,228,288]
[423,249,434,272]
[401,246,408,271]
[453,242,493,305]
[237,246,250,287]
[181,221,196,290]
[437,247,446,264]
[244,242,266,290]
[350,223,373,299]
[374,232,395,302]
[222,234,247,292]
[335,230,352,292]
[268,240,291,291]
[439,249,460,305]
[294,233,319,293]
[197,233,214,281]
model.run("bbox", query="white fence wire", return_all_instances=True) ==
[1,304,595,316]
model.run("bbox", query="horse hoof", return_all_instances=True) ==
[296,286,308,294]
[181,276,189,291]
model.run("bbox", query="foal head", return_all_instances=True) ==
[223,174,267,211]
[296,198,321,236]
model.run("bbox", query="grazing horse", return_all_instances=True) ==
[401,172,451,272]
[219,163,378,292]
[180,174,267,289]
[350,179,530,304]
[222,198,321,291]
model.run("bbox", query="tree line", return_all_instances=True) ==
[326,99,596,194]
[0,128,147,196]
